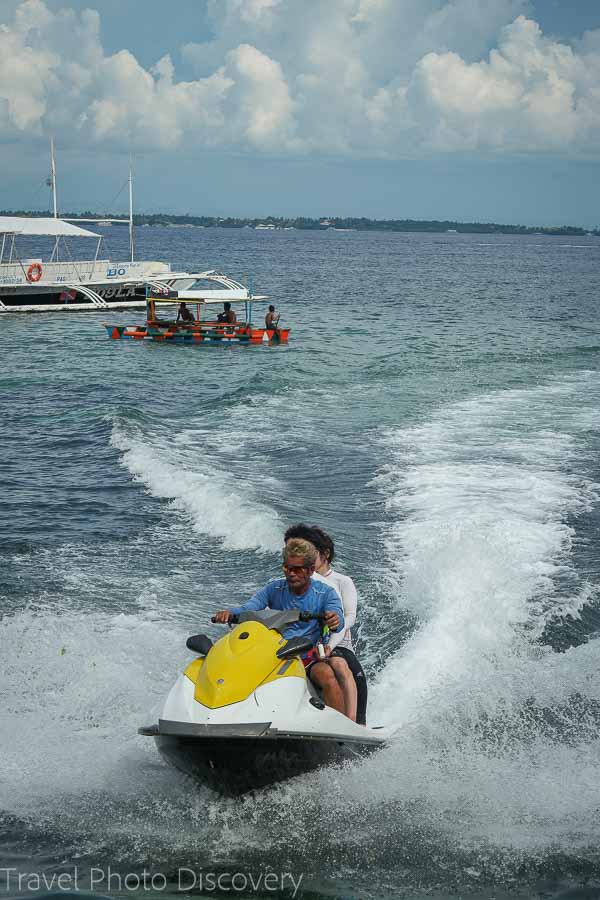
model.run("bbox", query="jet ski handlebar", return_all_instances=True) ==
[211,611,325,626]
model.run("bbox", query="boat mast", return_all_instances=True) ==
[49,135,58,218]
[129,156,134,262]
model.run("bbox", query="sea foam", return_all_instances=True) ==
[110,414,282,553]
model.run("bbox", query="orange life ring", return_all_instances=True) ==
[27,263,43,283]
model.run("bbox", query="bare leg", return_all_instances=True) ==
[309,662,345,714]
[328,656,358,722]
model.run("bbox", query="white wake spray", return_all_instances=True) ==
[371,375,600,729]
[335,374,600,852]
[110,414,283,553]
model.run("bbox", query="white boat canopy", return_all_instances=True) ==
[0,217,100,238]
[176,290,269,304]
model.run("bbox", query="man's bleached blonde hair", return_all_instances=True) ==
[282,538,317,567]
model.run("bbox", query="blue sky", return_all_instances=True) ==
[1,0,599,226]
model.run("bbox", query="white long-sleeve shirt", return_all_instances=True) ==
[313,568,358,651]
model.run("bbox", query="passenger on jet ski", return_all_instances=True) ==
[311,526,367,725]
[214,538,347,714]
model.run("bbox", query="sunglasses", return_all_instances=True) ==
[282,564,309,574]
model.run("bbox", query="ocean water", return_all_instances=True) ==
[1,227,600,900]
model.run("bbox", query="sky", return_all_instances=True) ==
[1,0,600,226]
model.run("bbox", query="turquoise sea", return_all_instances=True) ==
[1,226,600,899]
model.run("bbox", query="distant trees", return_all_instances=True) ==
[0,209,593,236]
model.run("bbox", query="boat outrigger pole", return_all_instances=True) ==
[129,155,134,263]
[49,136,58,219]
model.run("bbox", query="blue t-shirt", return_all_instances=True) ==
[230,578,344,645]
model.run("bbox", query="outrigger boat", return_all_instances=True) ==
[105,277,289,344]
[140,611,385,795]
[0,216,199,313]
[0,143,205,314]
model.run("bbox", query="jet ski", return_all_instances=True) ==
[139,609,386,795]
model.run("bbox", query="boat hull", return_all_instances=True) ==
[153,723,379,795]
[0,259,175,313]
[0,285,148,313]
[105,324,290,344]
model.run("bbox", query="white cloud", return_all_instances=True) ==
[209,0,284,28]
[222,43,299,149]
[407,16,595,153]
[1,0,600,159]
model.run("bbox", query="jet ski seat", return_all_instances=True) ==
[186,634,213,656]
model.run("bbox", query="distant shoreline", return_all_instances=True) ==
[2,210,596,237]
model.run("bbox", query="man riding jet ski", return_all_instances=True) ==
[214,538,347,713]
[139,539,386,795]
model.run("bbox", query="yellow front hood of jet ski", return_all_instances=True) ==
[186,621,304,709]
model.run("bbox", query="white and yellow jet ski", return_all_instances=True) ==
[139,609,386,795]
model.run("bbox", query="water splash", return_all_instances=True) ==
[110,413,283,553]
[360,375,600,853]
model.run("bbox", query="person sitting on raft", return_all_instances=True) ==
[176,302,194,324]
[217,302,237,324]
[213,538,346,715]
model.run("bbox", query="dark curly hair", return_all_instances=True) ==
[283,522,335,564]
[284,523,320,546]
[310,525,335,564]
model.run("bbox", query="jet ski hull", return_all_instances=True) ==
[150,720,383,795]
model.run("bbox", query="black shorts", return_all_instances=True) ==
[330,646,368,725]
